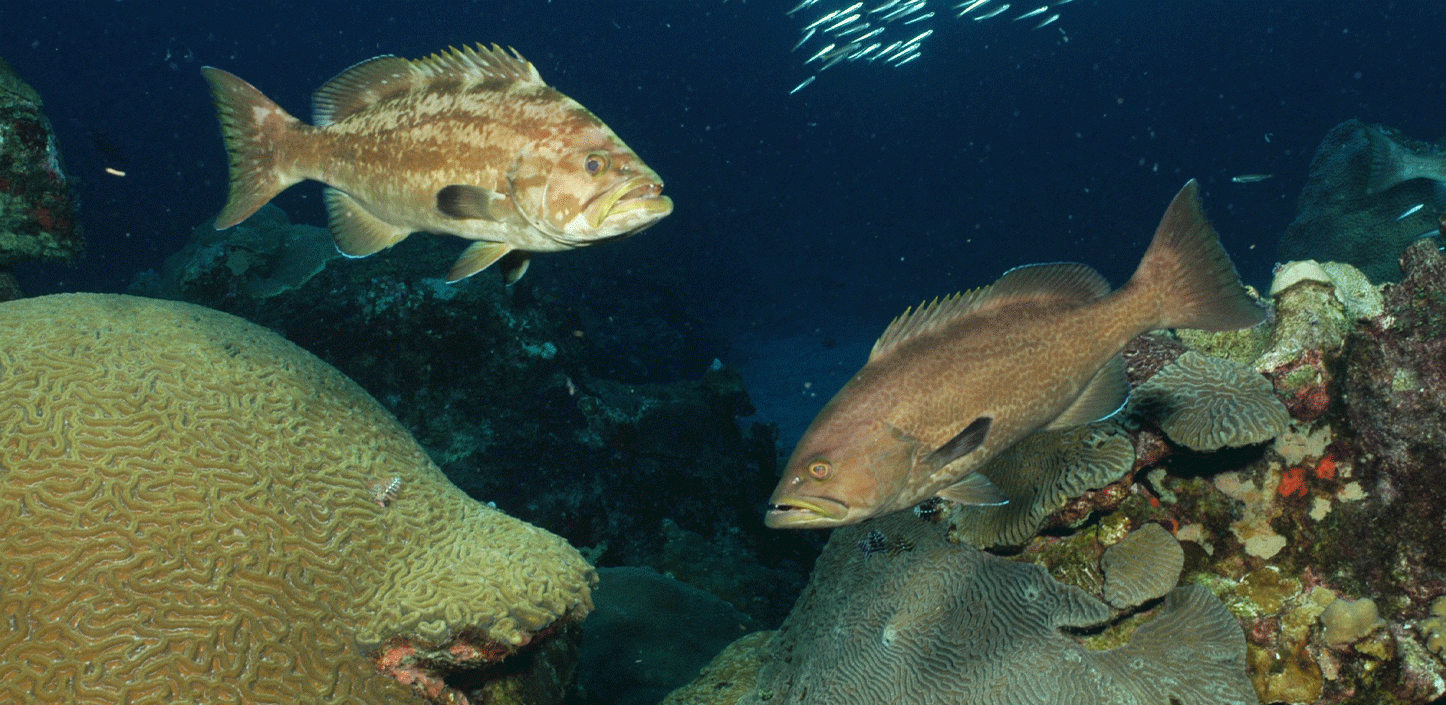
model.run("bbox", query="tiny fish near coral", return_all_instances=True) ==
[370,476,403,508]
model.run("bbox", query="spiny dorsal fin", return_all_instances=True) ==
[311,44,543,127]
[868,263,1111,362]
[412,44,544,86]
[870,288,991,362]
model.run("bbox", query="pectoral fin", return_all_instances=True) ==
[935,472,1008,506]
[926,416,992,468]
[447,241,514,282]
[1045,355,1129,430]
[437,184,510,220]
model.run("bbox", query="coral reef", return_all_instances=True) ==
[0,293,595,705]
[672,243,1446,705]
[131,213,816,627]
[737,513,1255,705]
[131,204,338,300]
[945,420,1136,548]
[0,57,81,300]
[1277,119,1443,283]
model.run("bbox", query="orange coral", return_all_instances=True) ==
[1313,456,1337,481]
[1279,466,1309,498]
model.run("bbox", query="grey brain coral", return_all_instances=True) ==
[1102,522,1185,609]
[947,421,1135,548]
[0,293,595,704]
[1129,350,1290,452]
[745,512,1256,705]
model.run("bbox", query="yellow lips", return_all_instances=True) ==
[588,175,671,229]
[764,497,848,528]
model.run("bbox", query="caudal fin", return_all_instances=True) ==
[1126,180,1265,332]
[1364,127,1411,196]
[201,67,307,229]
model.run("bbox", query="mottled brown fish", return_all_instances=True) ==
[766,180,1264,529]
[201,44,673,283]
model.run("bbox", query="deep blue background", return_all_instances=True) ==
[5,0,1442,350]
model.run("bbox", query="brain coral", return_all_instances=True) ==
[1102,522,1185,609]
[947,421,1135,548]
[1127,351,1290,452]
[745,512,1256,705]
[0,293,595,704]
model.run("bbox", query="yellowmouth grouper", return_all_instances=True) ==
[766,180,1265,529]
[201,44,673,283]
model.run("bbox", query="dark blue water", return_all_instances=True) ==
[5,0,1442,438]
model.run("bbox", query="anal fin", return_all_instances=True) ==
[448,241,515,282]
[324,188,411,257]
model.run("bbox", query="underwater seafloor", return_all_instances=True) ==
[5,2,1446,705]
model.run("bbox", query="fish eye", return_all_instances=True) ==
[808,460,832,480]
[584,151,610,176]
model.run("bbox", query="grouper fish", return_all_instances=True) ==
[766,180,1264,529]
[201,44,673,283]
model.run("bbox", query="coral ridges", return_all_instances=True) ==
[0,294,595,704]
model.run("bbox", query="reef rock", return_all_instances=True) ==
[0,294,596,705]
[0,57,81,299]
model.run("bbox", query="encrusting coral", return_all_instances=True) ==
[0,293,596,705]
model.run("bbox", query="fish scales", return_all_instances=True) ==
[766,180,1264,529]
[202,44,672,283]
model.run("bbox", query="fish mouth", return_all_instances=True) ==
[589,176,673,230]
[764,497,849,529]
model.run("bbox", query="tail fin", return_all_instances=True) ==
[201,67,307,229]
[1126,180,1264,332]
[1364,127,1409,196]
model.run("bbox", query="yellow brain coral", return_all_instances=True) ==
[0,293,595,704]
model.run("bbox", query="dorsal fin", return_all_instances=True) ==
[411,44,544,86]
[311,44,544,127]
[870,289,991,362]
[986,262,1112,305]
[313,55,417,126]
[868,263,1111,362]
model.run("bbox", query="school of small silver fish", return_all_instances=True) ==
[785,0,1073,93]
